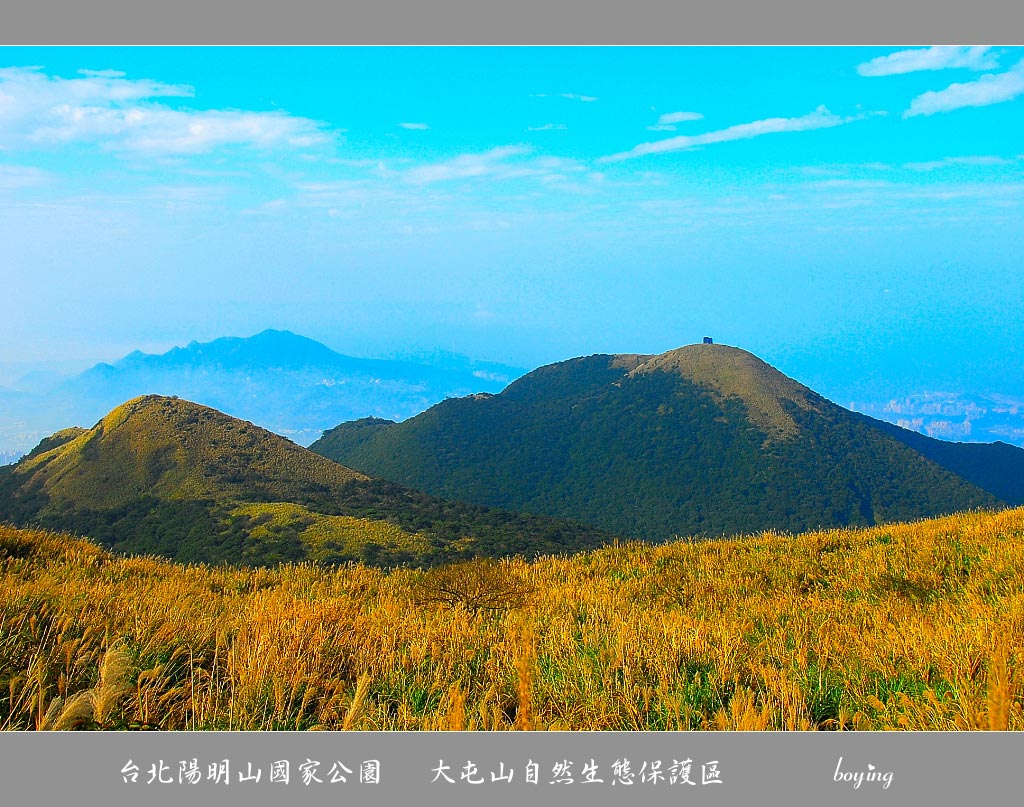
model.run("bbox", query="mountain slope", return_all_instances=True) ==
[312,344,1002,540]
[854,414,1024,506]
[0,396,612,566]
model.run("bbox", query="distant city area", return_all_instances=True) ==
[848,391,1024,446]
[0,421,48,461]
[0,450,24,466]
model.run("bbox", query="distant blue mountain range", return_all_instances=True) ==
[0,330,525,456]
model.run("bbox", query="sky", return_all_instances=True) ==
[2,47,1023,400]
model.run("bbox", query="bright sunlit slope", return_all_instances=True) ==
[0,395,612,566]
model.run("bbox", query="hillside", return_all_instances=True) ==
[0,396,611,566]
[3,507,1021,730]
[312,343,1003,540]
[853,414,1024,506]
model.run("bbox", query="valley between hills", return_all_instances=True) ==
[1,341,1022,730]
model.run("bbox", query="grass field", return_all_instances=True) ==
[2,507,1021,730]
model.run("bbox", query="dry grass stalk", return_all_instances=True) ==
[341,673,372,731]
[513,647,535,731]
[443,683,467,731]
[987,647,1010,731]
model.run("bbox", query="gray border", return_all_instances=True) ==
[2,730,1022,805]
[1,0,1024,45]
[1,3,1022,806]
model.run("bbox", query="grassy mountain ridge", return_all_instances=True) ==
[312,344,1003,540]
[16,395,366,509]
[0,395,612,566]
[21,427,88,461]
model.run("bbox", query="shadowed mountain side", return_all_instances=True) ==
[854,414,1024,506]
[313,417,399,461]
[0,396,613,566]
[312,344,1002,541]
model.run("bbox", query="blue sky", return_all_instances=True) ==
[2,47,1023,399]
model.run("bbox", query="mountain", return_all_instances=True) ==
[0,330,525,454]
[311,343,1006,541]
[0,395,612,566]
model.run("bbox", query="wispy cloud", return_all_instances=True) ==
[0,66,333,156]
[527,123,567,131]
[904,155,1013,171]
[404,146,533,184]
[0,164,50,191]
[600,106,853,163]
[905,60,1024,116]
[139,183,229,209]
[857,46,999,77]
[531,93,598,102]
[793,162,892,178]
[645,111,704,134]
[398,122,429,130]
[318,146,588,191]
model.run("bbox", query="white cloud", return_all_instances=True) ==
[527,123,567,131]
[659,111,703,125]
[802,179,892,191]
[0,66,191,107]
[398,122,429,130]
[600,106,853,163]
[404,146,530,183]
[0,66,333,156]
[857,46,999,77]
[76,69,128,79]
[647,111,703,132]
[905,60,1024,116]
[393,146,590,188]
[904,155,1013,171]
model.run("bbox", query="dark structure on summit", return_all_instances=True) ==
[703,336,714,344]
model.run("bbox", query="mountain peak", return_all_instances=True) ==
[631,343,820,438]
[248,328,305,343]
[19,394,367,511]
[105,331,347,373]
[95,393,216,432]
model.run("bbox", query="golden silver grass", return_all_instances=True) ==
[39,643,133,730]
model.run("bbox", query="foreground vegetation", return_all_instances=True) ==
[2,507,1022,730]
